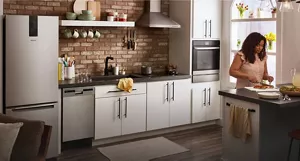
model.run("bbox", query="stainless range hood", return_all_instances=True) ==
[136,0,181,28]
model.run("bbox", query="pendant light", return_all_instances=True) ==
[297,1,300,12]
[278,0,295,12]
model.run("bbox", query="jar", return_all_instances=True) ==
[119,13,127,21]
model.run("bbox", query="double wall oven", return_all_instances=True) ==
[192,40,220,83]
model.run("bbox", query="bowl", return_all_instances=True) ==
[66,12,77,20]
[82,10,92,15]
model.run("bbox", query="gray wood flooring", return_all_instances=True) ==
[51,125,222,161]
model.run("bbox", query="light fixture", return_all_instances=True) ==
[278,0,295,12]
[297,1,300,12]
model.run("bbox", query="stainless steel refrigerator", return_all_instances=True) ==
[4,15,59,159]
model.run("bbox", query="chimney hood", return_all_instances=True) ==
[136,0,181,28]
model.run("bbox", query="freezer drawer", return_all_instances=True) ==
[5,102,59,159]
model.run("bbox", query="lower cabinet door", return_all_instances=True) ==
[95,97,122,140]
[121,94,146,135]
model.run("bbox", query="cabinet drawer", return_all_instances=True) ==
[95,83,146,98]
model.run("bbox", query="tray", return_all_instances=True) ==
[280,90,300,96]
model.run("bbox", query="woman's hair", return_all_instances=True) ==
[240,32,266,64]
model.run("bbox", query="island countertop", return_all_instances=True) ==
[218,86,300,108]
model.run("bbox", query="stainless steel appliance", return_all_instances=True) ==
[62,87,95,142]
[4,15,59,158]
[192,40,220,83]
[141,66,152,75]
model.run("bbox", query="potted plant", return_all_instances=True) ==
[271,8,277,18]
[265,32,276,51]
[236,3,248,19]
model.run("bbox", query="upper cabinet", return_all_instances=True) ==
[192,0,221,39]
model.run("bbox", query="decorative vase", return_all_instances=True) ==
[268,41,273,50]
[239,11,244,18]
[272,12,276,18]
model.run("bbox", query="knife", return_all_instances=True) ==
[127,29,131,49]
[133,30,136,50]
[130,30,134,49]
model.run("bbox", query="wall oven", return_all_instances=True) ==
[192,40,220,83]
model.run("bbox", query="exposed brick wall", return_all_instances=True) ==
[3,0,170,75]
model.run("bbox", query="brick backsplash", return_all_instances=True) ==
[4,0,170,75]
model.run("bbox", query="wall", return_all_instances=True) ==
[3,0,170,75]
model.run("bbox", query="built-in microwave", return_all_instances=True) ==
[192,40,220,83]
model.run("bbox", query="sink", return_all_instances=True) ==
[91,74,143,81]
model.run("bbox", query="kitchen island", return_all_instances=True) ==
[219,87,300,161]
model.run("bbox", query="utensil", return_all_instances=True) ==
[131,30,134,49]
[127,29,131,49]
[133,30,136,50]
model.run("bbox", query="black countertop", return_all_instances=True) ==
[59,74,191,89]
[218,86,300,108]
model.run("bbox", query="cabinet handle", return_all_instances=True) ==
[166,82,169,101]
[208,88,211,106]
[209,20,212,38]
[172,82,175,101]
[118,98,121,119]
[203,88,207,106]
[124,97,128,118]
[204,20,207,38]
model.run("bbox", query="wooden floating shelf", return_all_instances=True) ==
[231,18,277,22]
[231,49,276,55]
[59,20,135,27]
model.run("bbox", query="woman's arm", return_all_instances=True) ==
[263,61,274,82]
[263,61,269,80]
[229,54,249,79]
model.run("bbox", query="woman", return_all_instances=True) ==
[229,32,274,88]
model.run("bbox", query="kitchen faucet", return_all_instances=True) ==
[104,56,114,76]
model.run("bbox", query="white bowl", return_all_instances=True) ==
[257,92,280,100]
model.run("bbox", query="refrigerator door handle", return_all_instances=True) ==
[9,103,55,111]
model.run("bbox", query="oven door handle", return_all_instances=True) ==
[193,47,220,50]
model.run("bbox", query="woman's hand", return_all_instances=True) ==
[266,76,274,83]
[248,75,259,83]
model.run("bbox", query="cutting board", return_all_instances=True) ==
[87,1,101,21]
[73,0,88,15]
[244,87,279,92]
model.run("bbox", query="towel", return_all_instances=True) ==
[229,104,252,142]
[118,78,133,93]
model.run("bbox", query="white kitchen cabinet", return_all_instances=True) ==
[95,97,122,140]
[147,79,191,131]
[192,0,221,39]
[169,79,191,127]
[122,94,146,135]
[192,81,220,123]
[94,83,147,140]
[95,94,146,140]
[146,81,170,131]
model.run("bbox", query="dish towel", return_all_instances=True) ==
[229,104,252,142]
[118,78,133,93]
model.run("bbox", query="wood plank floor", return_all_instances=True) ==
[53,125,222,161]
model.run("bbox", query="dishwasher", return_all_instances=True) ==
[62,87,95,142]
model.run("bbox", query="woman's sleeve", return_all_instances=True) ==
[236,52,245,63]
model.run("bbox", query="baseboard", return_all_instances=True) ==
[92,120,218,147]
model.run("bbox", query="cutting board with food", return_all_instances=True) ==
[245,84,279,92]
[279,85,300,96]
